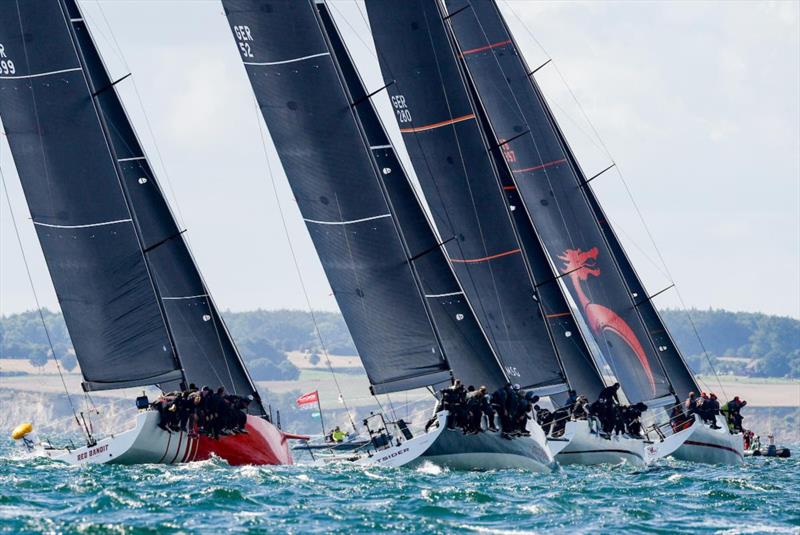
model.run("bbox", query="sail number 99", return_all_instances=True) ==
[0,43,14,75]
[391,95,412,124]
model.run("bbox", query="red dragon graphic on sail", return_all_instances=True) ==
[559,247,656,395]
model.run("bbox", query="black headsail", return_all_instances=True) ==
[1,0,265,412]
[316,3,507,390]
[365,0,567,393]
[222,0,487,394]
[442,0,674,405]
[0,0,181,391]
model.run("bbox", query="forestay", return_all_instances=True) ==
[222,0,457,394]
[365,0,566,392]
[443,0,673,404]
[317,3,507,390]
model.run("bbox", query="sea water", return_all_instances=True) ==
[0,442,797,534]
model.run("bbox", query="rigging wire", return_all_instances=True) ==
[500,0,728,400]
[249,96,358,433]
[0,148,85,438]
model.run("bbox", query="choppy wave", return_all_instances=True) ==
[0,443,797,533]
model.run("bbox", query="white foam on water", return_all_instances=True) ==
[415,461,444,475]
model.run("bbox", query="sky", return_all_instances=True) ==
[0,0,798,321]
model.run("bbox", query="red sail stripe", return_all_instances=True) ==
[461,39,512,56]
[513,158,567,174]
[451,248,521,264]
[400,113,475,133]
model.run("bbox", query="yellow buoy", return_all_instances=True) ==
[11,422,33,440]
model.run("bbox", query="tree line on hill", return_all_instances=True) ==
[0,307,797,380]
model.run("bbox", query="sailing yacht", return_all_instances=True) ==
[221,0,556,472]
[0,0,293,465]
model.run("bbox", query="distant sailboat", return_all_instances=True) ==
[0,0,292,465]
[221,0,556,471]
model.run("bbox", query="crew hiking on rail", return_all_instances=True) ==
[152,384,254,439]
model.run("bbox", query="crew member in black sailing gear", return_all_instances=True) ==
[623,402,648,437]
[478,387,498,432]
[491,383,513,436]
[596,383,622,434]
[465,386,484,434]
[706,393,721,429]
[684,391,697,418]
[571,395,589,420]
[535,404,553,435]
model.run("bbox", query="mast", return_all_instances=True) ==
[364,0,569,394]
[314,2,508,390]
[441,0,676,405]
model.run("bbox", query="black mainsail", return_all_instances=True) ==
[365,0,567,392]
[0,0,263,411]
[316,3,507,390]
[223,0,509,393]
[441,0,674,404]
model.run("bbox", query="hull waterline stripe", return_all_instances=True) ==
[559,448,644,461]
[683,439,743,458]
[304,213,391,226]
[400,113,475,133]
[162,294,209,301]
[117,156,146,162]
[425,291,464,298]
[169,432,184,464]
[244,52,329,66]
[461,39,512,56]
[157,431,173,464]
[513,159,567,174]
[180,436,194,463]
[0,67,81,80]
[34,218,132,229]
[451,248,521,264]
